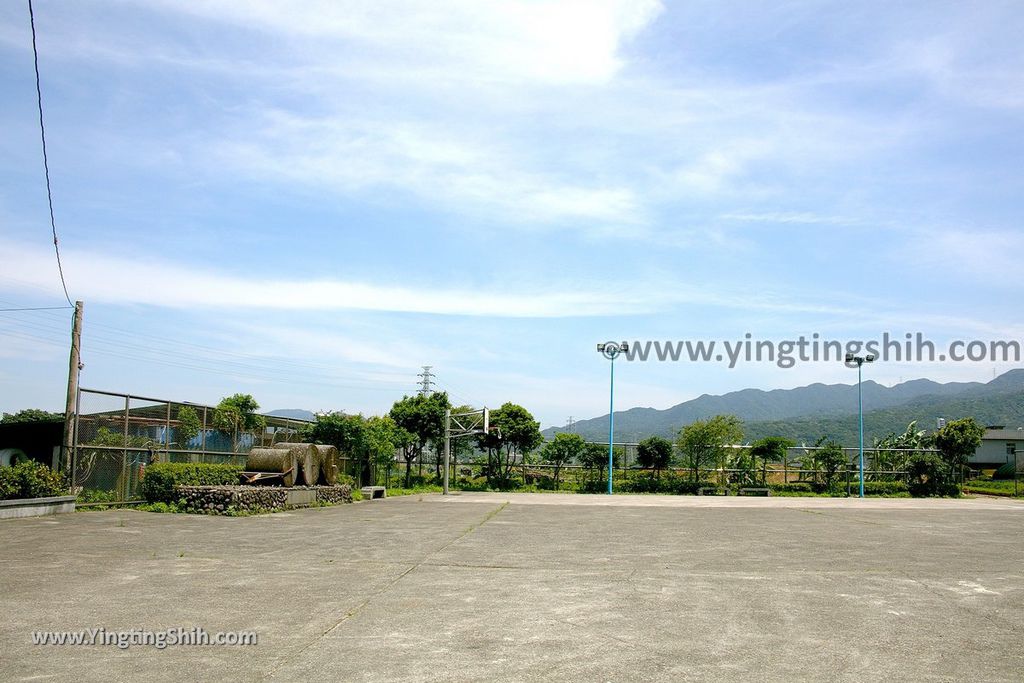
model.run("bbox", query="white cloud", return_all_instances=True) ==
[0,238,645,317]
[154,0,664,85]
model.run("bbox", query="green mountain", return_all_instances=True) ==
[546,369,1024,446]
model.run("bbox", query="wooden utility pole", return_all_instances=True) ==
[62,300,83,474]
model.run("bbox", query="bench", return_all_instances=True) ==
[698,487,727,496]
[738,487,770,496]
[360,486,387,500]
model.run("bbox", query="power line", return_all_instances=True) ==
[27,0,72,306]
[0,306,73,312]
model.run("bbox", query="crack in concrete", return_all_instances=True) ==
[265,501,509,679]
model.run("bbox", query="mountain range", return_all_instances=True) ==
[544,369,1024,445]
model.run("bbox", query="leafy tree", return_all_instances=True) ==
[636,436,673,477]
[932,417,985,483]
[816,440,848,490]
[540,433,585,490]
[873,420,928,473]
[307,412,365,453]
[726,447,757,486]
[475,402,542,487]
[579,442,607,470]
[211,394,265,450]
[1,408,63,424]
[749,436,795,485]
[175,406,201,449]
[389,392,450,487]
[676,415,744,482]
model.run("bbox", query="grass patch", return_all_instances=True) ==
[964,479,1023,497]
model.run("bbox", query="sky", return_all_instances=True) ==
[1,0,1022,428]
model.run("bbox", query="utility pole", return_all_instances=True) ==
[417,366,435,396]
[62,300,83,474]
[567,416,575,433]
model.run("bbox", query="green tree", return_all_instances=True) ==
[475,402,542,487]
[1,408,63,424]
[389,392,450,488]
[749,436,795,486]
[676,415,744,482]
[540,433,585,490]
[816,440,848,490]
[211,394,265,450]
[636,436,673,478]
[932,417,985,483]
[306,411,367,480]
[873,421,928,474]
[174,406,201,449]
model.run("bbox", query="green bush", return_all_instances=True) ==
[863,481,909,496]
[770,482,813,494]
[0,461,68,500]
[668,479,720,495]
[140,463,242,503]
[76,488,120,504]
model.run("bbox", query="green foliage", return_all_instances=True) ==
[76,488,120,503]
[175,406,201,448]
[907,452,947,497]
[816,440,848,489]
[1,408,63,424]
[475,402,542,486]
[140,463,242,503]
[0,461,68,500]
[540,433,585,489]
[749,436,795,485]
[86,426,152,448]
[390,392,450,487]
[933,417,985,478]
[770,482,813,494]
[676,415,743,481]
[636,436,673,471]
[863,481,909,496]
[211,394,266,434]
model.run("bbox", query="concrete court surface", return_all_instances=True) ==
[1,493,1022,682]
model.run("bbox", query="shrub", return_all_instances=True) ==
[140,463,242,503]
[77,488,120,504]
[863,481,909,496]
[0,461,68,500]
[619,472,669,494]
[770,482,813,494]
[668,479,720,495]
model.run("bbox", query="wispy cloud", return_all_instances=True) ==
[0,239,645,317]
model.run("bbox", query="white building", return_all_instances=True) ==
[972,426,1023,466]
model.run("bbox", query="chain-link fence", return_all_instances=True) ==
[73,388,314,501]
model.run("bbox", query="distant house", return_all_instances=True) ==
[972,426,1023,467]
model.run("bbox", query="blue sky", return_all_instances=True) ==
[1,1,1022,427]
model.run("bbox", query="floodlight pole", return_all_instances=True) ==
[607,355,615,495]
[443,408,451,495]
[846,353,874,499]
[597,342,628,495]
[858,361,864,499]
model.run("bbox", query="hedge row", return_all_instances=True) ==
[0,461,68,500]
[174,484,353,514]
[140,463,242,503]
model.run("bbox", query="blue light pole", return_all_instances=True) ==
[845,352,876,498]
[598,342,629,494]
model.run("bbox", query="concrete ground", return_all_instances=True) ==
[1,493,1022,682]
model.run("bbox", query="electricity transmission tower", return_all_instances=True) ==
[417,366,436,396]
